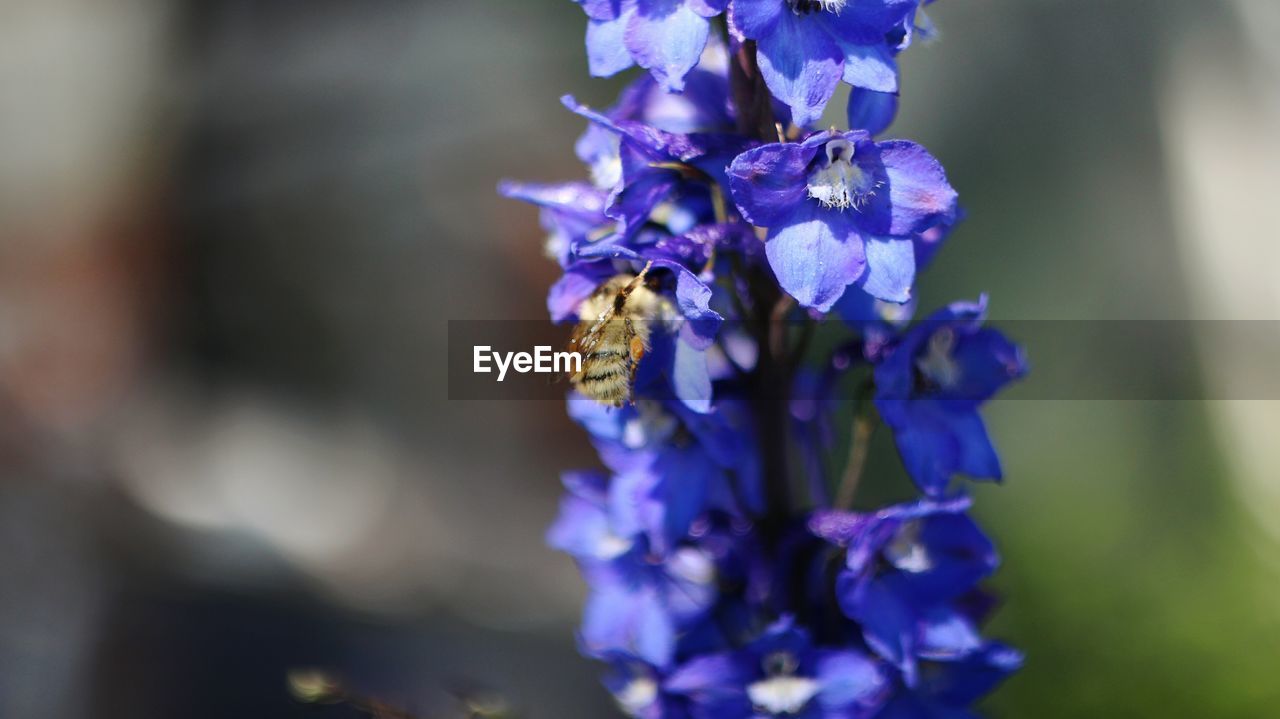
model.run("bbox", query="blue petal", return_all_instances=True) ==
[878,140,959,236]
[765,204,867,311]
[900,512,999,603]
[838,574,918,684]
[819,0,907,41]
[665,652,754,711]
[586,585,677,667]
[547,496,609,559]
[727,141,819,227]
[916,609,983,661]
[650,260,723,349]
[670,337,713,413]
[729,0,784,38]
[755,11,844,127]
[945,327,1028,403]
[921,641,1024,707]
[655,450,714,545]
[548,263,614,321]
[587,12,637,78]
[607,166,679,235]
[627,0,711,92]
[815,650,887,710]
[847,87,899,135]
[686,0,727,16]
[879,401,960,496]
[608,469,660,543]
[838,39,899,93]
[577,0,623,21]
[858,236,916,303]
[948,409,1003,480]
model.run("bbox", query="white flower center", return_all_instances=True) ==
[668,547,716,585]
[915,327,962,389]
[807,139,875,211]
[615,677,659,716]
[886,521,932,573]
[596,531,634,560]
[815,0,847,11]
[747,675,821,715]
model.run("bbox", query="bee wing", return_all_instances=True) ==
[567,305,617,373]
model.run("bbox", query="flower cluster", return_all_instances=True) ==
[503,4,1025,717]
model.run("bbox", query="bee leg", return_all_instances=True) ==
[619,260,654,301]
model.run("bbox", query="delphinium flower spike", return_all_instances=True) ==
[502,2,1026,716]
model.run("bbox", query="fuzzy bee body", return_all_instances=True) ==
[569,263,665,407]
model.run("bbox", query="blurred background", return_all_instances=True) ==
[2,0,1279,717]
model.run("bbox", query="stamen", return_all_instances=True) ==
[886,520,933,573]
[615,678,658,716]
[807,138,877,211]
[916,327,962,389]
[747,673,820,715]
[596,531,634,560]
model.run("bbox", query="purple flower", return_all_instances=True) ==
[577,0,728,92]
[728,0,922,125]
[548,471,722,667]
[605,661,692,719]
[569,397,764,520]
[514,2,1027,713]
[576,52,738,191]
[876,639,1023,719]
[496,180,613,266]
[564,95,750,241]
[811,496,999,684]
[873,298,1027,496]
[665,616,888,718]
[727,129,957,311]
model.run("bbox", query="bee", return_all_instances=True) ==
[568,261,668,407]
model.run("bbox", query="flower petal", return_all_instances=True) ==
[582,585,676,667]
[728,0,784,38]
[755,12,844,127]
[858,235,916,303]
[670,337,713,413]
[764,204,867,311]
[626,1,711,92]
[948,409,1003,480]
[587,13,637,78]
[815,650,887,710]
[686,0,727,17]
[665,263,723,350]
[879,140,959,236]
[577,0,623,21]
[665,652,753,697]
[921,642,1024,707]
[547,262,617,321]
[847,87,899,135]
[838,39,899,93]
[727,141,819,227]
[838,573,918,683]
